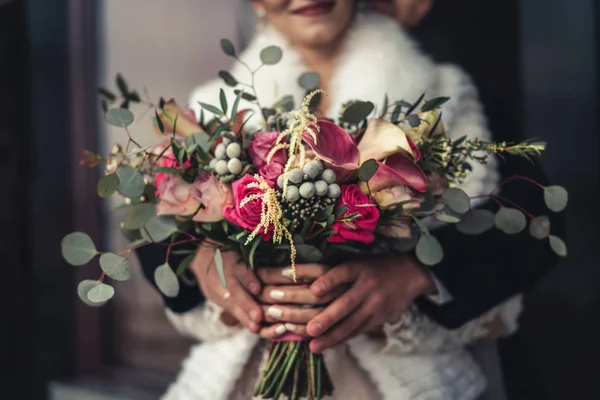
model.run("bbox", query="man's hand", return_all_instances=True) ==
[191,244,263,333]
[305,256,435,353]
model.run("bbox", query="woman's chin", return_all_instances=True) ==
[294,26,345,50]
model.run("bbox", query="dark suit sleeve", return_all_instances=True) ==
[136,237,205,314]
[416,157,567,329]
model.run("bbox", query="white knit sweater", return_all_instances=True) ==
[162,13,522,400]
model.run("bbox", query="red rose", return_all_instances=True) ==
[222,174,272,240]
[247,131,287,168]
[259,161,285,187]
[329,185,380,244]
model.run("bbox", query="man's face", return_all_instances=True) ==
[369,0,433,27]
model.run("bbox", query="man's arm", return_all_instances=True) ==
[416,156,566,329]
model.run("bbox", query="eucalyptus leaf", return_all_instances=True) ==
[248,239,261,270]
[341,101,374,124]
[296,244,323,263]
[405,93,425,115]
[235,90,257,102]
[126,238,150,250]
[408,114,420,128]
[99,253,131,282]
[494,207,527,234]
[456,209,495,235]
[441,188,471,214]
[105,108,134,128]
[218,70,238,87]
[260,45,283,65]
[116,74,128,96]
[97,173,119,198]
[198,101,223,116]
[435,213,461,223]
[98,88,116,101]
[77,280,107,307]
[176,254,196,277]
[143,215,178,242]
[298,72,321,90]
[185,132,211,153]
[214,248,227,288]
[124,203,155,230]
[549,235,567,257]
[62,232,98,266]
[220,38,236,57]
[543,185,568,212]
[358,159,379,182]
[421,97,450,112]
[415,234,444,266]
[390,235,418,252]
[154,263,180,298]
[87,283,115,303]
[274,95,295,112]
[116,166,145,198]
[529,216,551,239]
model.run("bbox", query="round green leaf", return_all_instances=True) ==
[298,72,321,90]
[456,209,495,235]
[220,38,236,57]
[415,234,444,266]
[143,215,178,242]
[390,235,418,252]
[97,173,119,198]
[260,45,283,65]
[154,263,180,298]
[87,283,115,303]
[529,216,551,240]
[218,70,237,87]
[99,253,131,282]
[441,188,471,214]
[116,166,145,198]
[341,101,375,124]
[185,132,211,153]
[435,213,461,223]
[358,159,379,182]
[295,244,323,263]
[62,232,98,266]
[124,203,155,230]
[77,280,107,307]
[105,108,134,127]
[549,235,567,257]
[494,207,527,234]
[544,185,568,212]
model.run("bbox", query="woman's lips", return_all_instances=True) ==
[291,1,336,17]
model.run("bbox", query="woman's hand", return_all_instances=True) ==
[190,244,263,333]
[305,256,436,353]
[254,264,342,339]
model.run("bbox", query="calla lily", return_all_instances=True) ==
[155,100,205,138]
[303,120,360,183]
[403,109,445,142]
[360,152,428,193]
[358,119,420,163]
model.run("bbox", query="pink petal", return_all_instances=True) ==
[364,154,427,193]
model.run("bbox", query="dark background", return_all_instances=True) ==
[0,0,597,399]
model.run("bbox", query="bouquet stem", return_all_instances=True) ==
[255,341,333,399]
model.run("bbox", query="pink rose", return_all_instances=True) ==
[248,131,287,168]
[222,174,272,239]
[329,185,380,244]
[258,161,285,187]
[156,172,231,222]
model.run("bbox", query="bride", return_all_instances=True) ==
[136,0,561,399]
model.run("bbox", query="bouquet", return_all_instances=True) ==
[63,39,568,399]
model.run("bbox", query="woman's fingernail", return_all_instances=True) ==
[281,268,294,278]
[270,289,285,300]
[275,325,286,335]
[249,309,260,322]
[313,283,325,296]
[309,322,322,336]
[267,306,283,319]
[285,323,297,332]
[248,282,259,294]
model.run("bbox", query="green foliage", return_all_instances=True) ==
[415,234,444,266]
[549,235,567,257]
[341,101,374,124]
[143,215,178,242]
[260,45,283,65]
[176,254,196,277]
[358,159,379,182]
[248,238,261,270]
[154,263,180,298]
[405,93,424,115]
[231,89,244,120]
[214,248,227,288]
[456,209,495,235]
[220,89,228,115]
[87,283,115,303]
[529,216,550,239]
[99,253,131,282]
[124,203,155,230]
[198,101,224,116]
[494,207,526,234]
[77,279,107,307]
[543,185,568,212]
[234,89,257,102]
[219,70,238,87]
[435,213,461,223]
[220,39,236,57]
[62,232,97,266]
[441,188,471,214]
[298,72,320,90]
[421,97,450,112]
[296,244,323,263]
[116,166,145,198]
[407,114,420,128]
[155,110,165,133]
[105,108,134,128]
[185,132,211,154]
[274,95,295,112]
[97,173,119,198]
[116,74,128,96]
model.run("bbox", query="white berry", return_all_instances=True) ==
[285,186,300,202]
[321,169,337,184]
[222,137,231,146]
[214,143,226,159]
[314,180,328,196]
[299,182,316,199]
[288,168,303,184]
[303,160,323,180]
[209,158,218,169]
[226,142,241,159]
[227,158,242,175]
[277,174,285,189]
[215,159,229,176]
[327,183,341,199]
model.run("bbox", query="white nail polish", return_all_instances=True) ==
[281,268,294,278]
[285,323,297,332]
[275,325,286,335]
[268,306,283,318]
[270,290,285,300]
